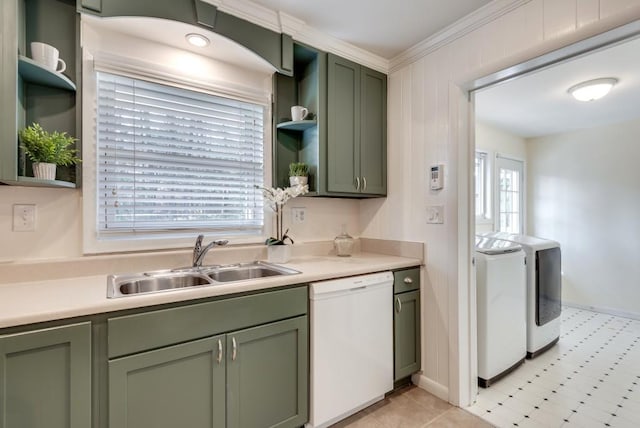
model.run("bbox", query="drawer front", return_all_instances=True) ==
[393,267,420,294]
[108,286,307,358]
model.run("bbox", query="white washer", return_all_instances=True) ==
[475,236,527,387]
[480,232,562,358]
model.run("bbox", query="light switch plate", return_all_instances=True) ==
[291,207,306,224]
[13,204,36,232]
[426,205,444,224]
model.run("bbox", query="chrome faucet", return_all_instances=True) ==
[193,234,229,267]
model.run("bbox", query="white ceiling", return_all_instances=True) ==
[475,36,640,138]
[250,0,493,59]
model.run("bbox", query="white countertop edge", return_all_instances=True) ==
[0,253,421,329]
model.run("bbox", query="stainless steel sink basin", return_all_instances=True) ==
[108,261,300,298]
[202,262,300,283]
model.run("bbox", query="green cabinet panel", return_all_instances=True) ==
[0,322,92,428]
[393,267,420,294]
[360,66,387,195]
[394,290,421,381]
[109,335,226,428]
[327,53,387,196]
[108,285,307,358]
[227,316,308,428]
[327,54,360,193]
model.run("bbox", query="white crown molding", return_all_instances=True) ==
[215,0,281,33]
[390,0,532,72]
[213,0,390,73]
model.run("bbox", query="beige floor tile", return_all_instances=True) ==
[330,385,490,428]
[425,408,495,427]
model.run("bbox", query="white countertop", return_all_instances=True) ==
[0,253,421,329]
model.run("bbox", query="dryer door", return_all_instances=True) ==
[535,247,562,326]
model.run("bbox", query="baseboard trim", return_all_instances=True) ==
[411,373,449,402]
[564,302,640,321]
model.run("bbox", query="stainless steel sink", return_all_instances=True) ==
[202,262,300,283]
[108,261,300,298]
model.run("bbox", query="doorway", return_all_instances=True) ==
[460,18,640,422]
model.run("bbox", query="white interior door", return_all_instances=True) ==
[495,155,524,234]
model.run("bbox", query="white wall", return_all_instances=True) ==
[475,121,527,233]
[527,117,640,318]
[361,0,640,404]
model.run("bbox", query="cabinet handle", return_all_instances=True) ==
[232,337,237,361]
[217,339,223,364]
[395,297,402,313]
[355,177,360,190]
[403,277,413,284]
[362,176,367,191]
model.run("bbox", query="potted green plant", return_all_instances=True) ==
[288,162,309,187]
[18,123,80,180]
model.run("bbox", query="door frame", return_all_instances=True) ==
[451,18,640,407]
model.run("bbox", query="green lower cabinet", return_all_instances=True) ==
[227,316,308,428]
[108,335,226,428]
[108,316,308,428]
[394,290,421,381]
[0,322,92,428]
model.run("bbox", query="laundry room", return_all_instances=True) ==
[469,33,640,427]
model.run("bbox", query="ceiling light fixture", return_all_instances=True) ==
[568,78,618,102]
[185,33,210,47]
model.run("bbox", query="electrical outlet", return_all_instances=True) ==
[426,205,444,224]
[13,204,36,232]
[291,207,306,224]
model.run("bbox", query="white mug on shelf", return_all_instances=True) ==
[291,105,309,122]
[30,42,66,73]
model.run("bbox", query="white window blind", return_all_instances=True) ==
[96,72,264,233]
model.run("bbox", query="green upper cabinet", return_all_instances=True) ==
[0,0,80,188]
[328,53,387,196]
[0,322,92,428]
[273,47,387,198]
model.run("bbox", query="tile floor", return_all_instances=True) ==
[467,306,640,428]
[331,384,492,428]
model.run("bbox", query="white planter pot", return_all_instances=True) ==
[32,162,56,180]
[289,176,308,187]
[267,245,291,263]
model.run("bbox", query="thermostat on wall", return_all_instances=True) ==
[430,164,444,190]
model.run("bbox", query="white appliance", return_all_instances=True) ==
[480,232,562,358]
[307,272,394,428]
[475,236,526,387]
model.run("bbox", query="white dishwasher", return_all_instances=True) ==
[307,271,394,428]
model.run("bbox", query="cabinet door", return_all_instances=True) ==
[0,322,91,428]
[227,316,308,428]
[394,291,421,381]
[109,335,226,428]
[360,66,387,196]
[327,53,360,193]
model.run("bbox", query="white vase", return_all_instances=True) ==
[289,176,308,187]
[267,245,291,263]
[32,162,56,180]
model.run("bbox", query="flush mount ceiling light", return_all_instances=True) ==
[568,78,618,102]
[185,33,210,47]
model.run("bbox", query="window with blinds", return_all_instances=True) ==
[96,72,264,234]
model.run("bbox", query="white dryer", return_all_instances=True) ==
[480,232,562,358]
[475,236,526,387]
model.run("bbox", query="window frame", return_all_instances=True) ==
[494,154,525,234]
[474,150,492,223]
[81,50,273,254]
